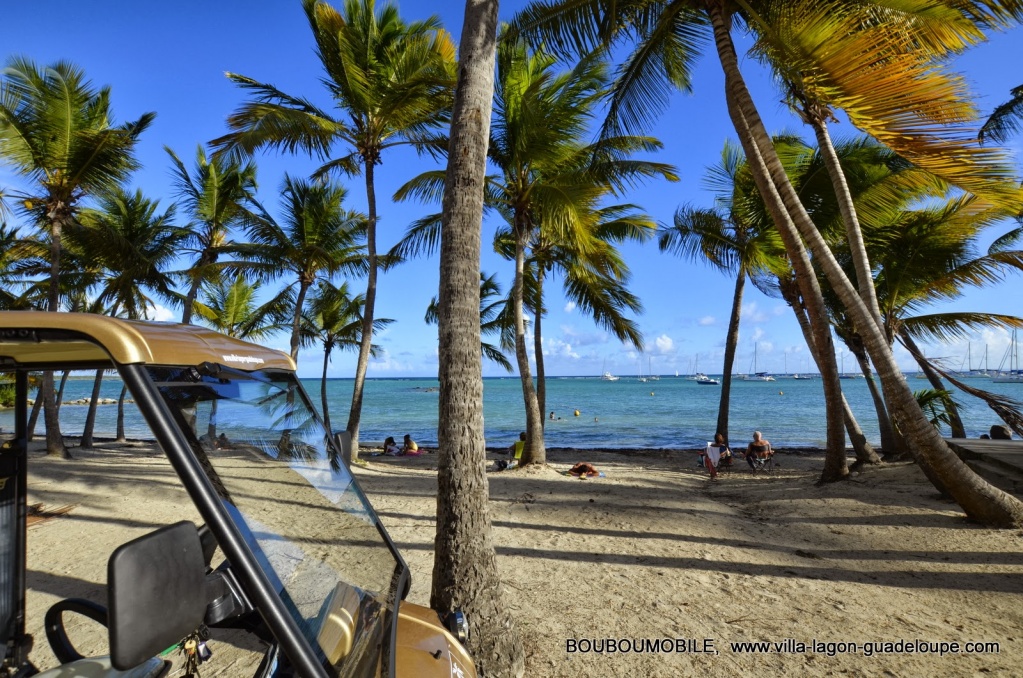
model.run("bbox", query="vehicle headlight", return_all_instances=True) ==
[444,609,469,645]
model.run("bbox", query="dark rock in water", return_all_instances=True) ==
[990,425,1012,440]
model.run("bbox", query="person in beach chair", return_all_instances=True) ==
[745,430,775,472]
[497,432,526,471]
[705,433,730,480]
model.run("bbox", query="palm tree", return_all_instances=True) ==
[489,39,675,465]
[659,140,783,445]
[0,57,154,457]
[237,175,367,363]
[301,281,392,434]
[70,186,188,446]
[191,274,291,340]
[431,0,525,673]
[515,0,1023,525]
[165,145,257,324]
[212,0,456,454]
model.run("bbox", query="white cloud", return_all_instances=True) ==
[541,337,580,359]
[147,303,177,322]
[740,302,768,323]
[654,334,674,353]
[751,327,765,342]
[564,301,577,313]
[698,316,716,326]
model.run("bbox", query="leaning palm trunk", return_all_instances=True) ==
[851,346,901,457]
[709,2,1023,526]
[512,224,546,466]
[431,0,525,673]
[345,163,381,461]
[321,347,333,436]
[81,370,104,448]
[26,388,43,441]
[806,114,885,332]
[716,272,744,443]
[777,276,856,478]
[900,331,966,438]
[55,370,70,415]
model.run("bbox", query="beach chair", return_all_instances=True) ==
[747,443,775,473]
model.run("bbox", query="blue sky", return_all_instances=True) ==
[3,1,1021,379]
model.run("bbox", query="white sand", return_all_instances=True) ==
[23,441,1023,677]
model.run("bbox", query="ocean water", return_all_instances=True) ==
[4,372,1021,450]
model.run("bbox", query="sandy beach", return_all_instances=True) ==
[22,440,1023,677]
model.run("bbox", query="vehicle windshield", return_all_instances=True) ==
[148,365,403,677]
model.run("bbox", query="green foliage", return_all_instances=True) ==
[914,388,962,431]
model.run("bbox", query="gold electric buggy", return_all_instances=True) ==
[0,312,475,678]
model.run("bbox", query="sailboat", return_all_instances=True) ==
[600,359,619,381]
[993,331,1022,383]
[648,357,659,381]
[742,343,775,381]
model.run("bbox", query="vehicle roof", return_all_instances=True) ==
[0,311,295,371]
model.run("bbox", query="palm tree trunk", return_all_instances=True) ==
[81,370,104,448]
[432,0,525,672]
[346,162,380,460]
[708,0,1023,525]
[55,370,70,415]
[40,374,70,458]
[27,386,42,441]
[851,346,901,457]
[511,222,545,466]
[207,399,219,440]
[716,272,744,443]
[807,116,884,333]
[116,384,128,442]
[181,250,216,325]
[841,395,879,467]
[43,210,67,457]
[900,331,967,438]
[290,279,312,362]
[775,276,850,479]
[534,268,547,428]
[321,347,332,436]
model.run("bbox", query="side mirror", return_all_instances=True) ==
[108,521,207,670]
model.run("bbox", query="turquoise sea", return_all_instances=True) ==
[5,372,1021,450]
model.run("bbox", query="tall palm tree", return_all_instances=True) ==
[165,145,257,324]
[301,281,392,434]
[659,140,783,445]
[431,0,525,673]
[212,0,456,454]
[488,39,675,465]
[515,0,1023,525]
[70,186,187,446]
[0,57,154,457]
[237,175,367,363]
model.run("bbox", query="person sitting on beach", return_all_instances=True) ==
[401,434,422,456]
[704,438,724,481]
[745,431,773,470]
[384,436,401,456]
[713,432,732,468]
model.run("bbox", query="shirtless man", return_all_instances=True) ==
[745,430,773,470]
